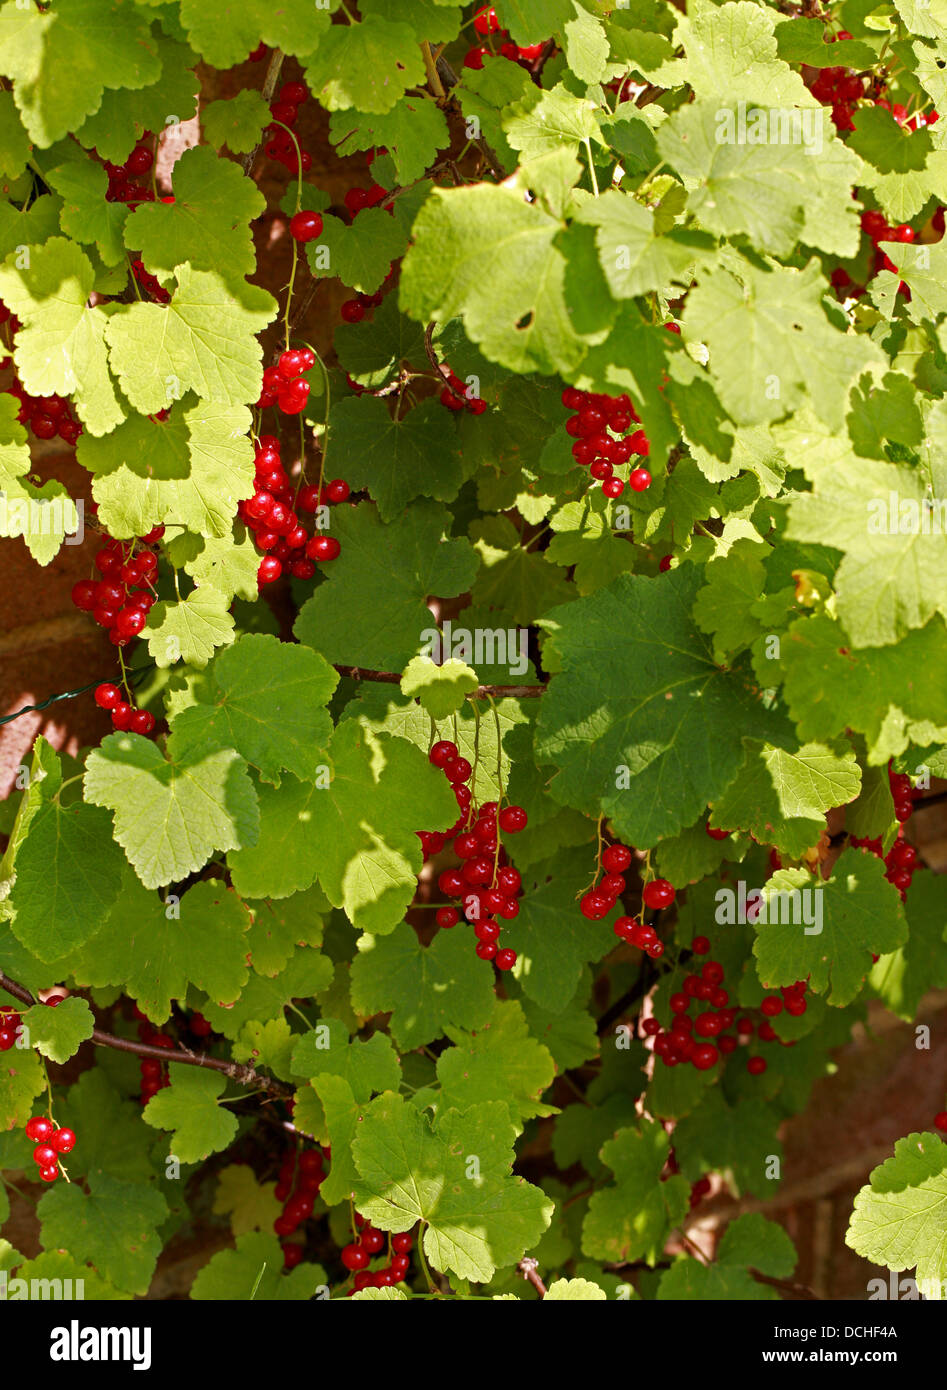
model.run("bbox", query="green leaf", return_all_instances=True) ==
[47,158,128,266]
[846,1132,947,1296]
[437,1000,557,1124]
[144,587,235,669]
[198,946,332,1041]
[57,1070,155,1182]
[80,397,255,541]
[470,514,574,624]
[535,567,783,848]
[69,872,251,1024]
[307,207,407,295]
[84,732,259,890]
[544,1276,607,1301]
[400,178,589,377]
[327,397,465,521]
[0,90,30,178]
[0,237,124,435]
[176,0,330,69]
[38,1173,169,1296]
[142,1065,238,1163]
[202,89,270,154]
[293,501,478,671]
[20,997,94,1065]
[105,265,277,412]
[169,633,337,783]
[72,35,199,162]
[683,256,883,430]
[124,145,264,285]
[0,0,160,147]
[709,740,861,857]
[753,850,908,1007]
[329,97,449,185]
[8,785,124,960]
[779,614,947,763]
[672,1090,783,1197]
[785,452,947,649]
[494,0,575,45]
[582,1120,691,1264]
[774,17,876,68]
[292,1017,401,1100]
[213,1164,281,1236]
[351,1092,553,1281]
[400,656,479,718]
[350,921,496,1050]
[0,1046,45,1130]
[658,1213,797,1300]
[304,19,426,114]
[574,188,712,300]
[670,0,811,106]
[871,872,947,1022]
[229,722,456,933]
[190,1231,326,1299]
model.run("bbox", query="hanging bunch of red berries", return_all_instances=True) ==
[24,1115,76,1183]
[273,1144,327,1267]
[237,429,350,587]
[807,33,865,131]
[643,940,808,1076]
[264,80,313,176]
[342,1216,415,1291]
[464,6,546,70]
[419,739,526,971]
[101,141,156,206]
[4,361,83,443]
[850,764,922,900]
[257,345,315,415]
[562,387,651,498]
[132,1007,174,1105]
[438,364,488,416]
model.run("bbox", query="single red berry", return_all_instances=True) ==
[39,1165,59,1183]
[360,1228,385,1254]
[33,1143,57,1167]
[747,1056,767,1076]
[258,555,282,584]
[71,579,98,611]
[306,535,340,562]
[325,479,350,503]
[691,1044,719,1071]
[691,936,711,955]
[429,739,458,767]
[341,300,365,324]
[475,940,497,962]
[290,210,323,243]
[25,1116,53,1142]
[495,948,517,971]
[392,1232,413,1254]
[642,878,675,910]
[341,1243,369,1271]
[760,995,783,1017]
[94,682,122,710]
[498,805,527,833]
[436,907,459,929]
[601,844,632,874]
[629,467,652,492]
[934,1112,947,1133]
[51,1127,75,1154]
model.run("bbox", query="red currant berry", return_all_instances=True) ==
[290,210,324,243]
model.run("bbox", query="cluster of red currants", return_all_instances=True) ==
[132,1007,175,1105]
[264,80,313,176]
[130,256,170,305]
[562,387,651,498]
[4,361,83,444]
[102,142,155,206]
[257,344,315,416]
[438,364,488,416]
[71,525,161,646]
[342,1216,415,1291]
[418,740,526,971]
[24,1115,75,1184]
[644,939,808,1076]
[93,682,155,736]
[464,6,546,70]
[807,33,865,131]
[580,844,675,958]
[850,765,922,900]
[237,429,350,587]
[274,1145,327,1267]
